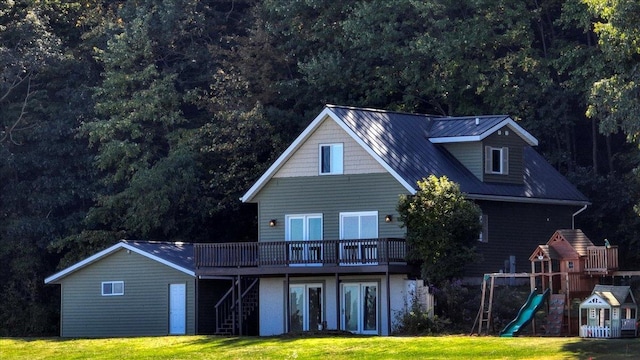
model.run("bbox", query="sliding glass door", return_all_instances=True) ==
[341,282,378,334]
[289,284,323,331]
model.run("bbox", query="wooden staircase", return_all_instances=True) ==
[215,277,259,335]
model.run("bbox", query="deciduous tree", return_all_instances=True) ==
[397,176,482,287]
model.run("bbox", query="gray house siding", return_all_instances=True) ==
[465,201,580,277]
[254,173,409,241]
[482,127,526,185]
[57,249,195,337]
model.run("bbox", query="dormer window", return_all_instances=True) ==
[485,146,509,175]
[319,143,343,175]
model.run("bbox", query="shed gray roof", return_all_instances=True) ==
[242,105,588,205]
[122,240,194,272]
[45,240,195,284]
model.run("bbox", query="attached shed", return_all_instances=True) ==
[45,241,196,337]
[579,285,637,338]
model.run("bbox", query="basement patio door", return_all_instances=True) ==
[341,282,378,335]
[289,284,323,332]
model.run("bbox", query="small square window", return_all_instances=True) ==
[319,143,343,175]
[102,281,124,296]
[484,146,509,175]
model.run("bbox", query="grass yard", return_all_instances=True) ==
[1,335,639,359]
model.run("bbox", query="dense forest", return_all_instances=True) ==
[1,0,639,336]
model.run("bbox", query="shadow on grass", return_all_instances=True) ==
[184,330,370,349]
[561,338,640,359]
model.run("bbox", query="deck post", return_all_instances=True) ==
[285,273,290,333]
[386,270,391,335]
[336,273,340,331]
[238,275,243,336]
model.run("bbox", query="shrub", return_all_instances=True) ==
[393,290,450,335]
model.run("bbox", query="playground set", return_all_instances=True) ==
[472,229,639,338]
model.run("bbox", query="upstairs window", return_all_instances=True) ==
[485,146,509,175]
[101,281,124,296]
[319,143,343,175]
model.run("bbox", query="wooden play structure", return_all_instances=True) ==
[473,229,638,337]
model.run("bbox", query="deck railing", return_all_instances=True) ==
[195,238,407,268]
[584,246,618,274]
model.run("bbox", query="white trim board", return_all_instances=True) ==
[44,241,195,284]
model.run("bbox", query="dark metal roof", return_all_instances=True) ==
[328,105,588,204]
[429,116,510,138]
[122,240,195,272]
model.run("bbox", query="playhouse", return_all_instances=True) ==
[579,285,637,338]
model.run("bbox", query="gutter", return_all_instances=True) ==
[572,204,588,229]
[466,194,591,207]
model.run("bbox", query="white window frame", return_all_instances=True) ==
[341,282,379,335]
[319,143,344,175]
[101,281,124,296]
[484,146,509,175]
[286,214,323,266]
[340,211,378,240]
[339,211,379,265]
[289,283,324,332]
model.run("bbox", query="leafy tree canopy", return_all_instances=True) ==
[397,176,482,287]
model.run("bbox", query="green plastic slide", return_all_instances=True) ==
[499,288,550,337]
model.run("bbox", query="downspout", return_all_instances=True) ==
[572,204,588,229]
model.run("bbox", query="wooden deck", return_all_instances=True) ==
[584,246,618,274]
[195,238,410,275]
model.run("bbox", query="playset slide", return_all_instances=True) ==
[499,288,550,337]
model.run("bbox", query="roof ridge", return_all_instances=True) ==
[436,115,510,120]
[122,239,192,245]
[326,104,445,118]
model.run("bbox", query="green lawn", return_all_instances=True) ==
[1,335,639,359]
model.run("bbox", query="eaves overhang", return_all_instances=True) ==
[465,193,591,207]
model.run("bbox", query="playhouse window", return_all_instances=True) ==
[101,281,124,296]
[567,261,574,269]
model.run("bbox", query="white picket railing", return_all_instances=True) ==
[580,325,621,338]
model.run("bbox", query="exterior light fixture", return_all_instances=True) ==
[385,215,393,223]
[269,219,277,227]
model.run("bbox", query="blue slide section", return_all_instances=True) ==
[499,288,550,337]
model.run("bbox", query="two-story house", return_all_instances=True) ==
[195,104,589,336]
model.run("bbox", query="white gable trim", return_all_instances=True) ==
[581,294,612,308]
[44,241,194,284]
[241,107,415,202]
[429,118,539,146]
[329,111,416,195]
